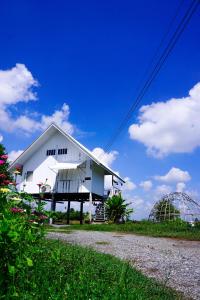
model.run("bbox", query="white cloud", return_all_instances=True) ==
[155,184,172,197]
[0,63,38,107]
[8,150,23,162]
[176,182,186,193]
[0,64,74,135]
[91,147,118,167]
[0,135,3,142]
[155,167,191,183]
[140,180,152,191]
[124,194,154,220]
[123,177,136,191]
[129,82,200,157]
[132,196,144,208]
[40,103,74,134]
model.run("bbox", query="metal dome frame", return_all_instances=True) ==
[149,192,200,222]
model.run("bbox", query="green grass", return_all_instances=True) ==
[14,239,180,299]
[95,241,110,245]
[46,220,200,240]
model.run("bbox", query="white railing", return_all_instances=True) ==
[56,180,82,193]
[104,188,121,198]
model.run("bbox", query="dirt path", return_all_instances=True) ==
[48,231,200,299]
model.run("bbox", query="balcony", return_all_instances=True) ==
[55,179,82,193]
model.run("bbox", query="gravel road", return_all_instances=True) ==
[48,231,200,299]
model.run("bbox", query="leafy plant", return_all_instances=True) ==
[0,143,47,298]
[105,194,133,223]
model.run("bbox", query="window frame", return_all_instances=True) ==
[46,149,56,156]
[58,148,68,155]
[25,171,33,182]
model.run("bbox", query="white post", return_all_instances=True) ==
[89,192,92,223]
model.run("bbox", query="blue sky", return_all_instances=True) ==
[0,0,200,218]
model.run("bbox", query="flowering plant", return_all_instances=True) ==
[11,207,25,213]
[0,142,48,297]
[0,144,13,186]
[0,154,8,160]
[0,174,6,178]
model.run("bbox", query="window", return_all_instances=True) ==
[58,148,67,155]
[46,149,56,156]
[25,171,33,182]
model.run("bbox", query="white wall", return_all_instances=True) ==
[91,163,104,196]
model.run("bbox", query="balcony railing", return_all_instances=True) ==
[55,180,82,193]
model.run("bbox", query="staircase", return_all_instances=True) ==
[94,203,106,222]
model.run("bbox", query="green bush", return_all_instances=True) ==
[105,194,133,223]
[0,189,48,297]
[49,209,89,223]
[0,143,48,298]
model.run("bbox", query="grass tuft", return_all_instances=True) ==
[95,241,110,245]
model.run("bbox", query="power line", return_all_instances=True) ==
[136,0,185,92]
[103,0,199,154]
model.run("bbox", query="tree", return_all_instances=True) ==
[0,144,13,186]
[105,194,133,223]
[153,199,180,222]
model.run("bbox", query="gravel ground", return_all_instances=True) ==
[48,231,200,299]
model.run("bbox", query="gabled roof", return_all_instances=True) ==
[9,123,125,183]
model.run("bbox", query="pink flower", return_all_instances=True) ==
[0,174,6,178]
[11,207,24,213]
[0,160,5,165]
[0,155,8,160]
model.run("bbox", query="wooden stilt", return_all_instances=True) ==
[89,192,92,223]
[80,201,83,225]
[67,200,70,225]
[51,195,56,211]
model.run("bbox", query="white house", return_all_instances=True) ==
[9,123,124,223]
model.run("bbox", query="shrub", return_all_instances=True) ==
[49,209,89,223]
[0,189,48,297]
[105,194,133,223]
[0,143,47,297]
